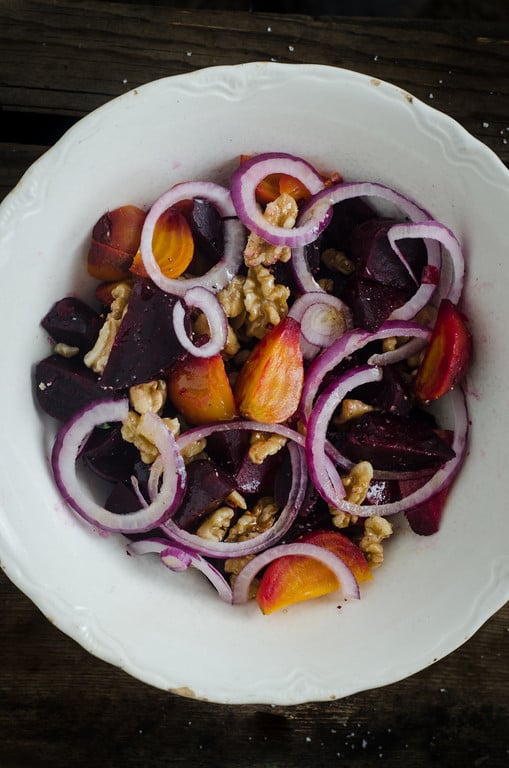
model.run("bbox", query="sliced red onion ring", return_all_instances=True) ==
[230,153,330,247]
[325,386,469,518]
[293,180,441,303]
[140,181,245,296]
[290,246,324,294]
[232,542,360,605]
[387,220,465,321]
[289,291,353,353]
[306,365,384,509]
[51,400,187,533]
[161,441,308,559]
[367,336,428,367]
[173,286,228,358]
[300,320,431,423]
[127,538,232,602]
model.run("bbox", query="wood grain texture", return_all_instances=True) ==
[0,2,508,766]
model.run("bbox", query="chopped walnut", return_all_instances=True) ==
[194,312,240,357]
[84,282,131,373]
[54,342,80,358]
[321,248,355,275]
[224,555,258,597]
[248,432,288,465]
[224,490,248,510]
[196,506,235,542]
[243,193,298,267]
[242,265,290,339]
[226,497,278,543]
[329,506,358,529]
[334,398,374,426]
[317,277,334,293]
[224,555,255,576]
[358,515,393,568]
[218,276,246,319]
[342,461,374,505]
[382,336,399,353]
[121,410,179,464]
[129,379,167,415]
[180,437,207,464]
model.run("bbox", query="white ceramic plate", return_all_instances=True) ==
[1,63,508,705]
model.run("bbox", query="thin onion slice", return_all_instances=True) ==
[386,220,464,320]
[173,286,228,358]
[300,320,431,423]
[292,180,440,296]
[161,441,308,558]
[306,365,383,508]
[232,542,360,605]
[230,153,330,247]
[317,386,469,517]
[127,538,232,602]
[289,291,353,351]
[140,181,245,296]
[51,400,187,533]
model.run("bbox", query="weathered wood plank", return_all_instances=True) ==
[0,0,508,163]
[1,567,508,767]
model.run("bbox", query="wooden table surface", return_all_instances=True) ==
[1,2,508,766]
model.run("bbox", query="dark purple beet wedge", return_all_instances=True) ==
[41,297,103,351]
[81,424,140,483]
[346,278,413,332]
[350,219,427,292]
[235,449,285,495]
[354,365,413,417]
[172,459,236,531]
[100,279,185,389]
[205,429,251,475]
[336,411,456,472]
[321,198,377,252]
[35,354,120,422]
[187,198,224,264]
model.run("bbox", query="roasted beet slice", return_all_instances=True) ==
[336,411,456,472]
[321,198,377,252]
[404,487,449,535]
[100,279,185,389]
[364,478,401,506]
[188,198,224,264]
[82,424,139,483]
[205,429,251,475]
[350,219,427,292]
[34,354,119,421]
[172,459,236,531]
[105,481,143,516]
[354,365,413,417]
[235,449,285,495]
[41,297,103,351]
[347,278,412,331]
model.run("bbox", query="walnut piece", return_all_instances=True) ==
[196,507,235,542]
[329,507,358,529]
[129,379,167,415]
[218,276,246,319]
[334,398,374,426]
[243,193,298,267]
[242,264,290,339]
[358,515,393,568]
[248,432,288,465]
[54,342,80,358]
[193,311,241,358]
[321,248,355,275]
[121,410,180,464]
[84,282,131,374]
[342,461,374,505]
[226,496,278,543]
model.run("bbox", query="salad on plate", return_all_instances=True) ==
[34,152,471,614]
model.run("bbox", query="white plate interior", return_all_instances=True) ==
[1,62,508,704]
